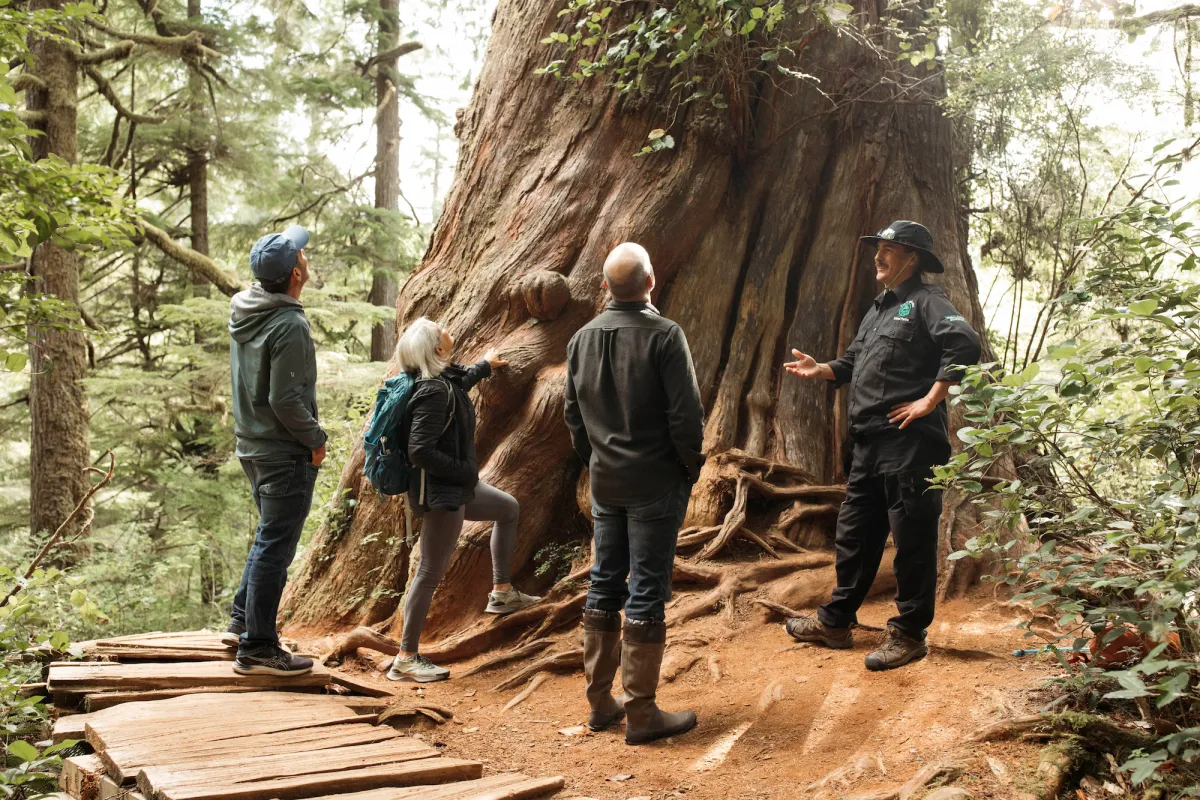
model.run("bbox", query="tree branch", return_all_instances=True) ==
[138,219,245,297]
[10,73,46,92]
[1122,3,1200,28]
[84,66,165,125]
[74,40,135,64]
[86,19,220,61]
[0,452,115,610]
[360,41,422,75]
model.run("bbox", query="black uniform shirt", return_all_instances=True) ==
[828,274,981,458]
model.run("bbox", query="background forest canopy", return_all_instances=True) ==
[3,0,1200,787]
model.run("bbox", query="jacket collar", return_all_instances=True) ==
[874,273,924,309]
[606,300,660,315]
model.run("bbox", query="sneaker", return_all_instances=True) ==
[220,622,245,649]
[784,615,853,649]
[864,626,928,671]
[387,653,450,683]
[233,647,313,676]
[485,586,541,616]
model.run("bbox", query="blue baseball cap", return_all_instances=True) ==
[249,225,310,282]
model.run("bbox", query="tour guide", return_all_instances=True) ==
[783,220,981,670]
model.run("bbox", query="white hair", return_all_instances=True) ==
[395,317,447,379]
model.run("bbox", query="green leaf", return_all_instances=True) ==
[5,351,27,372]
[70,588,87,607]
[740,18,757,34]
[1129,299,1158,315]
[7,740,39,762]
[750,7,765,19]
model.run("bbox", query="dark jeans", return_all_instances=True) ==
[818,461,942,638]
[231,457,319,655]
[586,480,690,622]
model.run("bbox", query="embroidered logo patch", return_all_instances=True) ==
[897,301,913,318]
[943,314,966,323]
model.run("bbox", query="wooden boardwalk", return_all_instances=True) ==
[49,631,563,800]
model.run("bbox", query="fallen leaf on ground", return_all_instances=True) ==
[607,774,634,782]
[463,726,479,733]
[559,725,589,736]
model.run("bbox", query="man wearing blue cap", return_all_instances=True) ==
[782,221,981,671]
[223,225,325,676]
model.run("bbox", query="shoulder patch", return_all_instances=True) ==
[943,314,966,323]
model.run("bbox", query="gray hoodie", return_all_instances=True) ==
[228,285,326,459]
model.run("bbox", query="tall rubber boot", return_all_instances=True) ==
[621,618,697,745]
[582,608,625,731]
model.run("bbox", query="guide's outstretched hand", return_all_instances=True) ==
[784,349,830,380]
[485,350,510,370]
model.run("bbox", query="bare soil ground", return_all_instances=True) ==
[308,590,1062,800]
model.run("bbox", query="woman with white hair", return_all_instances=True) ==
[387,317,540,682]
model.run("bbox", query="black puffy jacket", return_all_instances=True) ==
[401,360,491,512]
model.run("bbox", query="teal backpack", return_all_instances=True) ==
[362,373,453,496]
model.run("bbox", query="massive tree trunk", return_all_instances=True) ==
[367,0,401,363]
[27,0,91,562]
[282,0,995,646]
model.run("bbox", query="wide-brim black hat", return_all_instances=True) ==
[860,220,944,274]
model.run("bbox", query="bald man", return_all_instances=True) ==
[564,242,704,746]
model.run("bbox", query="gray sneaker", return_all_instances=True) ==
[387,653,450,683]
[220,622,244,649]
[485,586,541,615]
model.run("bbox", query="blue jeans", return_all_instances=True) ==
[586,480,691,621]
[231,457,319,655]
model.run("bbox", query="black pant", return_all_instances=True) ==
[817,457,942,638]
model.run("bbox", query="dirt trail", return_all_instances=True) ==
[313,591,1057,800]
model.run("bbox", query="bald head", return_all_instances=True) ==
[602,242,654,302]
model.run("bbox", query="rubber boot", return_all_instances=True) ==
[582,608,625,731]
[621,619,697,745]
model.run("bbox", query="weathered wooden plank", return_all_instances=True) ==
[59,753,104,800]
[82,648,234,662]
[53,714,91,743]
[93,719,380,781]
[328,672,395,698]
[100,775,146,800]
[136,738,439,798]
[82,685,384,712]
[154,757,484,800]
[49,661,331,695]
[304,773,567,800]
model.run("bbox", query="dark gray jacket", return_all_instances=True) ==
[228,285,326,459]
[565,301,705,506]
[402,360,492,511]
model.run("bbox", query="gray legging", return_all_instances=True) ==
[401,481,518,652]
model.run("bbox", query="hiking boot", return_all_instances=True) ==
[485,586,542,615]
[387,653,450,683]
[582,608,625,731]
[233,647,313,677]
[220,621,245,649]
[621,619,697,746]
[864,626,928,671]
[785,615,853,649]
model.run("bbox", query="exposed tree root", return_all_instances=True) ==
[377,699,455,726]
[690,460,845,560]
[460,639,555,678]
[492,648,583,692]
[671,553,833,626]
[323,626,402,666]
[661,650,702,682]
[423,590,585,664]
[850,760,965,800]
[715,449,819,483]
[968,712,1154,751]
[502,673,547,712]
